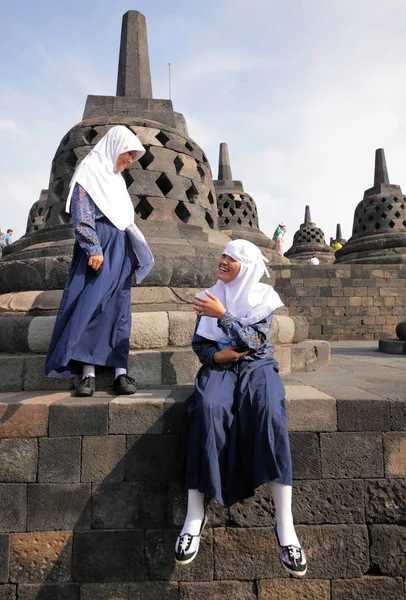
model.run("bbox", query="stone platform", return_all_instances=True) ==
[0,342,405,599]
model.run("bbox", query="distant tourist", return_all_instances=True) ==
[332,239,343,251]
[45,126,154,396]
[175,239,307,578]
[309,253,319,265]
[4,229,13,246]
[273,221,287,256]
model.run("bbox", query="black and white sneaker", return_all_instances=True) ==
[175,514,208,565]
[274,523,307,577]
[113,374,137,395]
[76,376,96,397]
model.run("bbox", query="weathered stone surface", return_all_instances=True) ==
[0,397,50,438]
[126,435,179,482]
[109,395,165,434]
[275,315,295,344]
[337,399,390,431]
[293,479,365,524]
[0,585,15,600]
[321,433,384,478]
[331,576,404,600]
[130,312,169,349]
[291,316,309,343]
[27,317,55,353]
[229,483,275,527]
[179,581,256,600]
[273,345,291,375]
[145,529,213,581]
[365,479,406,523]
[259,579,330,600]
[370,525,406,576]
[49,400,109,436]
[384,432,406,477]
[92,482,166,529]
[9,532,72,583]
[23,356,71,391]
[38,437,81,483]
[163,388,191,434]
[81,435,126,483]
[81,582,178,600]
[0,484,27,532]
[0,357,24,392]
[168,312,195,347]
[73,531,144,582]
[127,351,162,386]
[161,348,199,385]
[27,484,91,531]
[17,583,80,600]
[290,433,321,479]
[0,536,9,582]
[390,400,406,430]
[285,386,336,431]
[0,439,37,482]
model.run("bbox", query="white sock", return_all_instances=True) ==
[270,481,301,547]
[180,489,205,537]
[115,367,127,378]
[82,364,95,379]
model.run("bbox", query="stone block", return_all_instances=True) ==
[365,479,406,523]
[179,581,256,600]
[258,579,330,600]
[274,315,295,344]
[306,341,331,371]
[0,585,15,600]
[0,484,27,532]
[291,345,307,373]
[163,388,192,434]
[27,484,91,531]
[145,529,213,581]
[81,582,178,600]
[9,531,72,583]
[162,348,199,385]
[168,312,195,347]
[213,527,285,579]
[0,357,24,392]
[274,345,291,375]
[23,356,71,391]
[92,482,166,529]
[290,433,321,479]
[17,584,80,600]
[49,400,109,436]
[73,531,145,582]
[0,395,52,438]
[0,536,9,582]
[167,481,229,529]
[331,577,404,600]
[130,312,169,349]
[109,394,166,434]
[38,437,81,483]
[337,399,390,431]
[127,351,162,386]
[321,433,384,478]
[229,482,275,527]
[0,439,37,482]
[27,317,55,353]
[370,525,406,576]
[291,316,309,343]
[81,435,126,483]
[0,316,31,353]
[285,386,336,431]
[384,432,406,477]
[293,479,364,524]
[126,435,179,482]
[390,400,406,430]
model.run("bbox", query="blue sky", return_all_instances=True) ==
[2,0,406,250]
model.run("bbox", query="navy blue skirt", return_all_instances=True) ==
[183,357,292,507]
[45,218,138,378]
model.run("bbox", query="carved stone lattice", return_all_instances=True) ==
[285,205,335,263]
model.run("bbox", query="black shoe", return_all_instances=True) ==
[274,523,307,577]
[175,513,208,565]
[76,376,96,397]
[113,374,137,395]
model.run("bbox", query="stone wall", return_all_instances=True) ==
[0,388,405,599]
[273,264,406,340]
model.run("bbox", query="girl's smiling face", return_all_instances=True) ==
[217,253,241,282]
[116,150,139,173]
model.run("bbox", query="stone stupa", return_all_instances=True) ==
[335,148,406,263]
[330,223,346,247]
[285,206,335,263]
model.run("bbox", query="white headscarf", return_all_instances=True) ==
[196,239,284,342]
[65,125,145,231]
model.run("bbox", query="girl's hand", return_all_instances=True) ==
[214,346,249,363]
[193,290,226,319]
[88,254,104,271]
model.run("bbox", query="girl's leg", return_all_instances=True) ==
[115,367,127,378]
[82,364,95,378]
[76,364,96,397]
[270,481,300,547]
[180,489,205,536]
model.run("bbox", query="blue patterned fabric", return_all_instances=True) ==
[71,183,103,256]
[192,311,274,367]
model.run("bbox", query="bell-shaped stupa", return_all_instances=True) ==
[285,206,335,263]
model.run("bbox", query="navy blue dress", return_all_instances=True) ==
[183,312,292,508]
[45,184,138,378]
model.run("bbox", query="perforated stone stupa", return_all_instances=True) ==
[285,206,335,263]
[330,223,346,247]
[335,148,406,264]
[213,142,288,263]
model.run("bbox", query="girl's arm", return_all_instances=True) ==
[70,183,103,256]
[217,312,272,350]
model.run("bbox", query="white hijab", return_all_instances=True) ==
[65,125,145,231]
[196,239,284,342]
